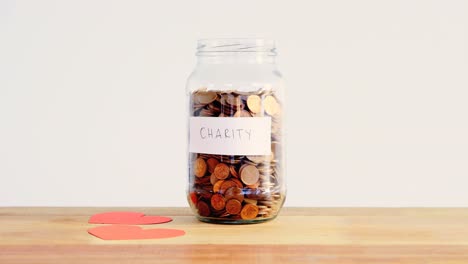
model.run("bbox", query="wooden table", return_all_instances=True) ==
[1,207,468,263]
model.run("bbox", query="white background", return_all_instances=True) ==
[1,0,467,207]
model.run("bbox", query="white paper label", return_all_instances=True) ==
[189,117,272,155]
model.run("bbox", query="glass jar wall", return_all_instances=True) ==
[186,39,285,224]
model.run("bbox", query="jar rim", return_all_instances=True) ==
[197,38,276,55]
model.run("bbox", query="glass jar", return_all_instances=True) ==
[186,38,285,224]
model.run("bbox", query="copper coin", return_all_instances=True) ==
[231,178,244,188]
[194,158,207,178]
[196,188,213,199]
[225,199,242,215]
[213,163,230,180]
[229,165,239,178]
[210,173,219,185]
[219,180,238,194]
[195,175,210,184]
[224,186,244,203]
[206,158,219,174]
[197,201,211,217]
[213,180,224,193]
[210,194,226,211]
[240,165,260,185]
[240,204,259,220]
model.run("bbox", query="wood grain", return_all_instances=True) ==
[1,207,468,263]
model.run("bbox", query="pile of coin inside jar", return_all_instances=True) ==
[188,88,284,222]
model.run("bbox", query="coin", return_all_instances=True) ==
[210,173,219,185]
[229,165,239,178]
[196,187,212,199]
[225,199,242,215]
[210,194,226,211]
[246,180,260,189]
[240,204,259,220]
[219,180,238,194]
[246,155,266,164]
[206,158,219,174]
[240,165,260,185]
[220,155,243,165]
[238,164,249,176]
[188,191,197,203]
[234,109,252,117]
[224,186,244,202]
[244,198,258,205]
[264,95,279,116]
[258,200,274,206]
[257,210,270,215]
[231,178,243,188]
[197,201,211,217]
[195,175,210,184]
[245,188,268,200]
[207,102,220,111]
[199,108,215,117]
[247,95,261,113]
[225,94,241,106]
[213,180,224,193]
[213,163,230,180]
[194,158,207,178]
[194,91,217,105]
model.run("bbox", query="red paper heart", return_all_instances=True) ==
[88,225,185,240]
[89,212,172,225]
